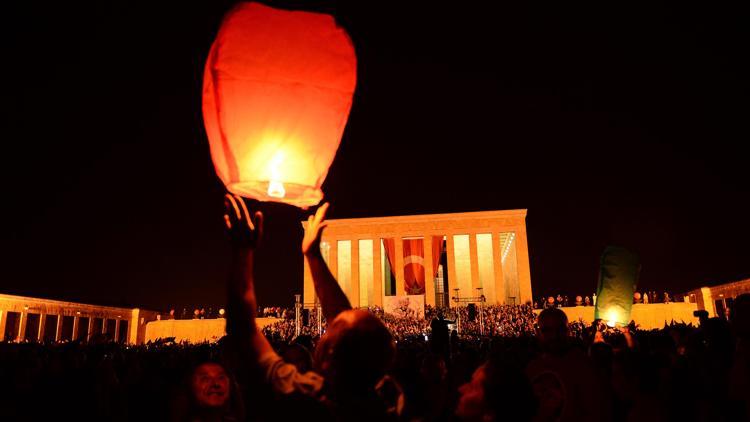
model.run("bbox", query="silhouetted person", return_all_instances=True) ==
[526,308,611,422]
[430,312,449,360]
[729,294,750,419]
[222,197,399,421]
[456,353,536,421]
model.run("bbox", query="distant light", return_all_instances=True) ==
[606,308,620,327]
[219,309,226,316]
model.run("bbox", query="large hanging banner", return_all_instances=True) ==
[594,246,640,326]
[403,239,425,295]
[383,295,425,319]
[431,236,444,278]
[383,237,445,296]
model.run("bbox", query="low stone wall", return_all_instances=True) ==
[144,317,282,343]
[535,302,699,329]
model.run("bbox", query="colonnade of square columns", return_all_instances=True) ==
[303,210,533,308]
[0,294,154,344]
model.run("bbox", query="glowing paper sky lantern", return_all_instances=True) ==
[594,246,640,327]
[203,2,357,208]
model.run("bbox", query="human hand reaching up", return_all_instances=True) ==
[302,202,329,257]
[301,202,352,321]
[223,193,263,250]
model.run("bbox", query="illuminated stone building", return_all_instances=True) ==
[303,210,533,308]
[0,293,157,344]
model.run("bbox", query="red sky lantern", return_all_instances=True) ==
[203,2,357,208]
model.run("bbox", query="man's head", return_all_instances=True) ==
[536,308,569,352]
[315,309,395,395]
[456,364,488,420]
[456,357,536,421]
[191,362,231,409]
[282,343,314,374]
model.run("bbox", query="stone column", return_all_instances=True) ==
[17,312,28,342]
[700,287,715,317]
[492,232,506,305]
[350,239,360,308]
[0,310,7,342]
[87,317,94,342]
[469,233,480,291]
[372,238,383,307]
[72,316,79,340]
[55,315,64,342]
[130,309,141,345]
[445,234,458,298]
[38,313,47,342]
[114,319,121,342]
[303,258,316,305]
[514,228,533,304]
[394,237,405,296]
[328,240,338,279]
[423,235,436,307]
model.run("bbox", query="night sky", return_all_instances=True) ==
[1,1,748,311]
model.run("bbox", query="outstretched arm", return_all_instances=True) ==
[223,194,273,359]
[302,202,351,322]
[224,195,326,398]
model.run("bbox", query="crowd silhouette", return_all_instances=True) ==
[1,196,748,421]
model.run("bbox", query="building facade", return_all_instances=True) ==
[303,209,533,308]
[686,277,750,319]
[0,293,158,344]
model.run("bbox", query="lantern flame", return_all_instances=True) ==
[267,151,286,198]
[606,308,620,327]
[268,180,286,198]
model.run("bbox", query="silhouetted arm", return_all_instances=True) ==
[302,203,351,322]
[223,194,273,359]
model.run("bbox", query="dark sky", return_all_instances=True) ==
[1,1,748,311]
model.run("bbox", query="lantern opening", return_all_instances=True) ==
[227,181,323,208]
[266,150,287,198]
[268,180,286,198]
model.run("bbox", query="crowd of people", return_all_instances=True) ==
[157,290,680,322]
[150,306,292,321]
[2,197,748,421]
[261,303,539,343]
[534,291,677,309]
[3,300,749,421]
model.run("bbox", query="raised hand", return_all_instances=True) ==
[302,202,329,256]
[301,202,351,321]
[223,193,263,249]
[222,193,274,360]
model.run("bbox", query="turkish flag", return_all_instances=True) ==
[403,239,425,295]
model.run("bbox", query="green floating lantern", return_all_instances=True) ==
[594,246,640,327]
